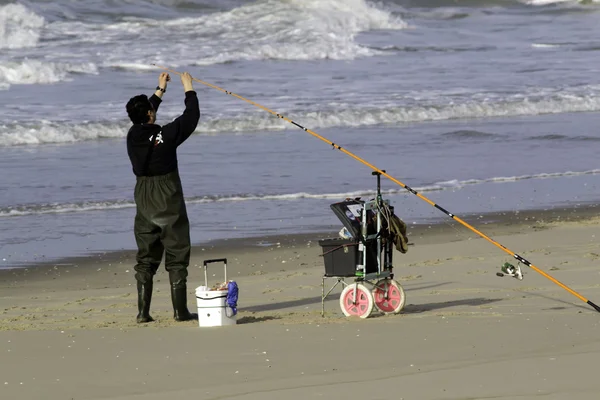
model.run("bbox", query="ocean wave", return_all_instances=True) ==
[0,60,98,86]
[2,90,600,146]
[389,0,522,8]
[531,43,562,48]
[396,0,599,6]
[521,0,598,5]
[522,0,573,4]
[198,91,600,134]
[3,168,599,218]
[190,0,407,64]
[0,121,125,146]
[24,0,239,23]
[435,169,600,188]
[367,44,497,53]
[0,3,44,49]
[528,134,600,141]
[198,92,600,132]
[442,130,497,138]
[36,0,407,67]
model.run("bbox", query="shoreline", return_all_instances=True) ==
[2,201,599,280]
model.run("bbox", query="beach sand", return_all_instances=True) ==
[1,205,600,399]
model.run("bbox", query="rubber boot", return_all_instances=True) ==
[136,281,154,323]
[171,285,195,321]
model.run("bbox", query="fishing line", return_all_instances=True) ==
[152,64,600,313]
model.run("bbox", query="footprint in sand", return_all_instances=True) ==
[262,288,283,294]
[107,303,133,309]
[269,271,309,281]
[466,269,488,275]
[287,271,308,277]
[297,285,316,290]
[408,259,443,267]
[397,275,422,281]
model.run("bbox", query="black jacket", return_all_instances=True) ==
[127,91,200,177]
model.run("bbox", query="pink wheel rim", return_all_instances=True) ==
[341,286,371,317]
[373,281,403,313]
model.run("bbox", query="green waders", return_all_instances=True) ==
[133,170,195,323]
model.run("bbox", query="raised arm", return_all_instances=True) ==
[149,72,170,111]
[163,72,200,146]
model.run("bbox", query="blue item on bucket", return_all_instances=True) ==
[226,281,238,317]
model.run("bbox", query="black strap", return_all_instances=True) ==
[142,130,159,176]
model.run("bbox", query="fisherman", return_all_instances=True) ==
[125,71,200,323]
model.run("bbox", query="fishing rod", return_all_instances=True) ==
[152,64,600,313]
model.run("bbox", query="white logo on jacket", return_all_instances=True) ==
[149,132,164,146]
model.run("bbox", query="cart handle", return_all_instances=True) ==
[203,258,227,265]
[202,258,228,288]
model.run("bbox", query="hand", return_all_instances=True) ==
[180,72,194,92]
[158,72,170,90]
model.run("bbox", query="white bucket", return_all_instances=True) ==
[195,285,237,327]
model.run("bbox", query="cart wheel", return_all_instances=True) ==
[372,279,406,314]
[339,283,374,318]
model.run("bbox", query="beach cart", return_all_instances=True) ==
[319,171,407,318]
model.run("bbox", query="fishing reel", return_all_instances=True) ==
[496,262,523,280]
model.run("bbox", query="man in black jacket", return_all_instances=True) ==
[125,71,200,323]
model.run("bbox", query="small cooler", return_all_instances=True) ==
[195,258,238,327]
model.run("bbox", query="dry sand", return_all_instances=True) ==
[1,205,600,399]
